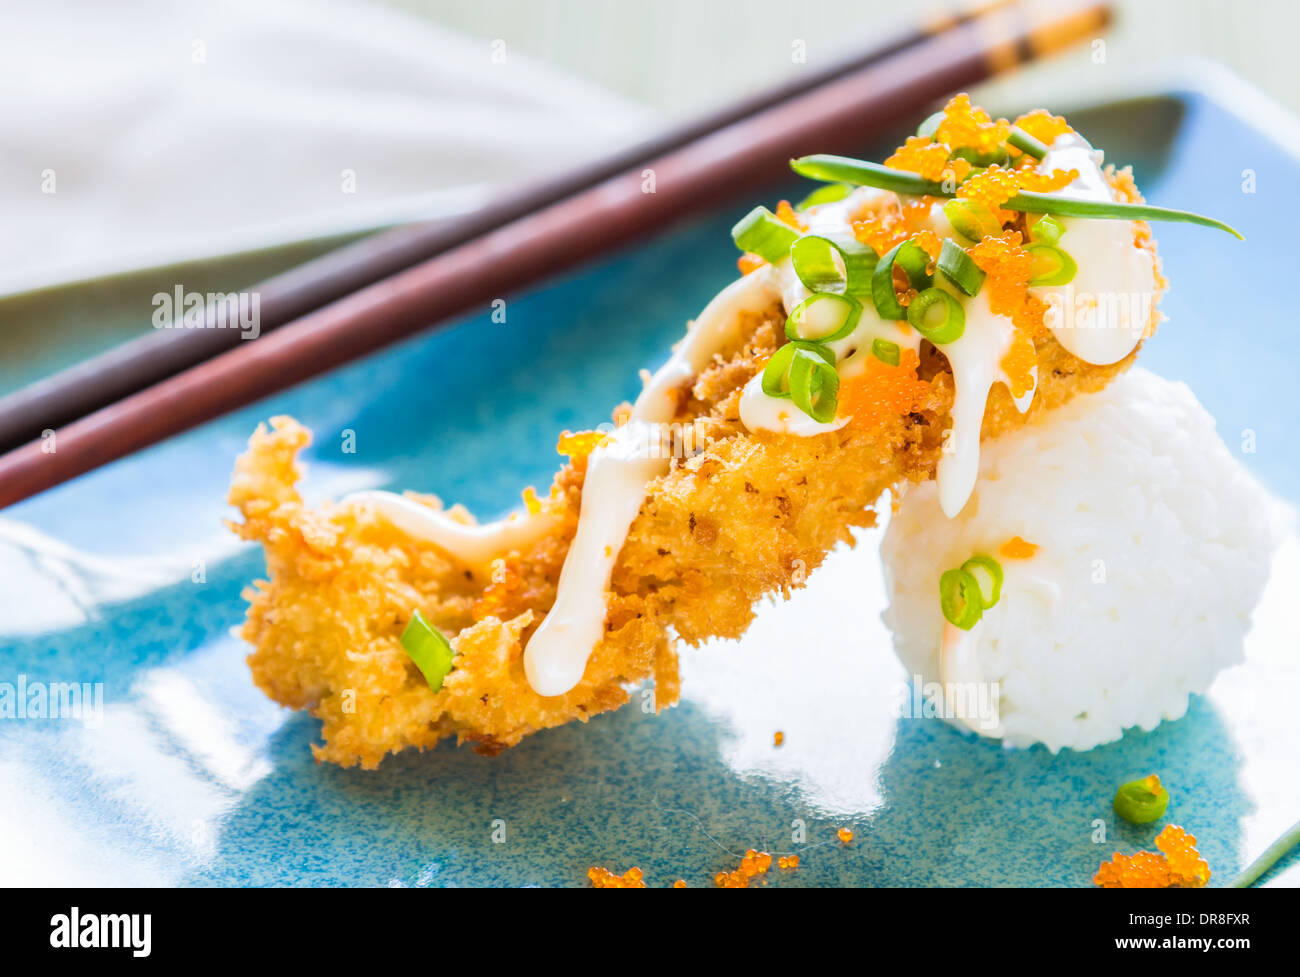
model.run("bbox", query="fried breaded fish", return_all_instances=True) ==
[229,99,1167,768]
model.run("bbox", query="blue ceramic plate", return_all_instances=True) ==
[3,76,1298,887]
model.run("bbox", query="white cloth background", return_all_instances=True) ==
[0,0,656,294]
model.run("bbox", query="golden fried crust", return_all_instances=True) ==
[229,172,1162,769]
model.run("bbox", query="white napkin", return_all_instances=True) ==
[0,0,656,294]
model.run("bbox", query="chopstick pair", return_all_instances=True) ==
[0,0,1110,509]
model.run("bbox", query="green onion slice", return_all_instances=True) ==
[940,568,983,631]
[915,110,945,140]
[907,287,965,344]
[1029,214,1064,245]
[790,154,1243,239]
[1112,775,1170,825]
[731,206,799,263]
[1007,126,1049,159]
[943,199,1002,243]
[788,347,840,423]
[937,239,985,296]
[762,341,835,397]
[1026,243,1078,286]
[785,292,861,343]
[871,338,900,366]
[796,182,854,210]
[400,609,455,692]
[871,239,932,320]
[790,232,877,296]
[960,555,1004,608]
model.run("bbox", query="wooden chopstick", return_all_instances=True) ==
[0,0,1019,456]
[0,0,1110,509]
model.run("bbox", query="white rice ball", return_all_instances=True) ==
[881,368,1276,752]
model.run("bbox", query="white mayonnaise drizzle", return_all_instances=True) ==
[1033,133,1157,365]
[523,269,780,696]
[930,275,1036,518]
[340,490,557,578]
[739,377,849,436]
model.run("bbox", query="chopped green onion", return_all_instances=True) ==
[937,239,985,296]
[1230,817,1300,887]
[1007,126,1049,159]
[796,182,854,210]
[790,154,1244,239]
[907,287,965,344]
[940,568,983,630]
[960,555,1004,608]
[731,206,799,263]
[762,341,835,397]
[943,199,1002,243]
[1026,243,1078,286]
[1112,775,1170,825]
[400,609,455,692]
[785,292,861,343]
[871,338,900,366]
[790,232,877,296]
[916,110,945,140]
[871,239,932,320]
[788,347,840,423]
[1029,214,1064,245]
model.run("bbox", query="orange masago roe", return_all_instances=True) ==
[1094,824,1212,888]
[966,231,1042,397]
[885,136,972,184]
[837,348,930,429]
[715,848,773,888]
[588,865,647,888]
[851,195,936,257]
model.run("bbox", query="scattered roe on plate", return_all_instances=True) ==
[773,730,785,747]
[589,846,808,888]
[587,865,646,888]
[838,348,930,429]
[837,828,854,844]
[1094,825,1212,888]
[716,849,773,888]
